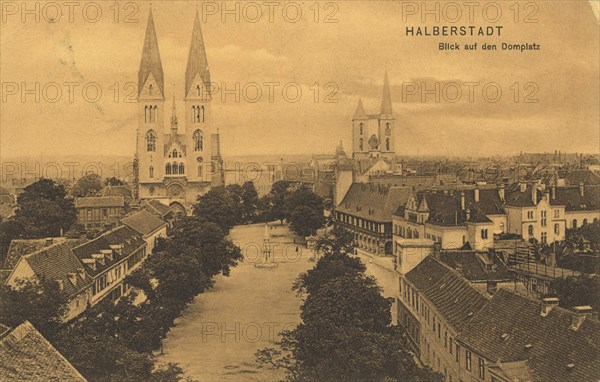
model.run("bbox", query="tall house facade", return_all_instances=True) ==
[352,69,395,163]
[135,9,223,215]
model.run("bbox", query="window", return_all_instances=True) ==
[455,343,460,362]
[193,129,203,151]
[149,166,154,178]
[481,229,488,239]
[438,322,441,339]
[572,219,577,229]
[528,225,534,237]
[165,163,172,175]
[499,222,504,233]
[554,209,560,218]
[554,223,560,235]
[386,138,390,151]
[465,350,472,371]
[179,163,185,174]
[197,164,203,177]
[146,130,156,151]
[527,210,534,219]
[478,358,485,379]
[192,105,205,123]
[541,232,547,244]
[172,149,178,158]
[359,138,364,150]
[444,330,448,347]
[583,219,588,226]
[449,337,453,354]
[359,123,364,135]
[172,162,178,175]
[541,210,547,227]
[196,84,201,97]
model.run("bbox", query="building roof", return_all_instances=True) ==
[405,256,489,330]
[142,199,173,218]
[440,251,513,282]
[554,185,600,212]
[74,196,125,209]
[4,237,68,270]
[121,210,166,236]
[72,226,145,277]
[457,288,600,382]
[336,183,411,223]
[138,9,164,96]
[19,241,92,298]
[0,321,87,381]
[557,169,600,185]
[505,183,540,207]
[380,68,393,117]
[185,10,210,97]
[100,185,132,202]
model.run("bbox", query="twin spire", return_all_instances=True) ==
[353,69,394,119]
[138,8,209,98]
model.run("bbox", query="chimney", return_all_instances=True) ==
[543,190,549,202]
[82,258,96,271]
[541,297,559,317]
[460,191,465,210]
[498,184,505,202]
[519,181,527,193]
[77,267,86,279]
[474,187,480,203]
[579,182,584,197]
[551,182,556,200]
[531,184,538,204]
[45,238,53,245]
[67,272,77,286]
[570,306,592,331]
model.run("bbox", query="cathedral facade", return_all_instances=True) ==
[134,9,223,215]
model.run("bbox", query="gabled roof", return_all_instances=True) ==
[557,169,600,186]
[74,196,125,209]
[72,226,145,277]
[4,237,67,270]
[138,9,164,96]
[336,183,411,222]
[458,288,600,382]
[142,199,173,218]
[100,185,132,202]
[554,185,600,212]
[409,190,499,226]
[405,256,489,330]
[121,210,166,236]
[440,251,513,282]
[19,241,92,298]
[0,321,87,381]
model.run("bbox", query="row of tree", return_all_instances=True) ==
[256,228,442,382]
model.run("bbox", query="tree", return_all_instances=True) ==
[72,173,103,197]
[553,274,600,312]
[0,277,68,334]
[284,187,324,222]
[314,226,355,257]
[0,218,23,262]
[193,186,237,233]
[289,206,325,237]
[13,178,76,238]
[293,251,365,295]
[241,181,260,223]
[104,177,124,186]
[270,180,291,223]
[225,183,244,224]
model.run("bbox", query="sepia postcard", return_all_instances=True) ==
[0,1,599,381]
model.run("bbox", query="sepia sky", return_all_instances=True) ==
[1,0,599,159]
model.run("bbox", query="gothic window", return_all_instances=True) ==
[572,219,577,228]
[165,163,172,175]
[144,106,148,123]
[146,130,156,152]
[385,123,391,135]
[172,162,178,175]
[149,166,154,178]
[192,106,196,122]
[193,129,203,151]
[179,163,185,174]
[196,85,201,97]
[149,84,153,95]
[172,149,178,158]
[197,164,203,177]
[359,123,364,135]
[554,223,560,235]
[359,138,364,151]
[386,138,390,151]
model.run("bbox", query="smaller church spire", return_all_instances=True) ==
[380,68,393,117]
[353,98,367,120]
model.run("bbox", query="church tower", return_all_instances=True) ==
[352,69,395,162]
[137,8,165,199]
[184,10,223,187]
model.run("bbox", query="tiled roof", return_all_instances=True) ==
[21,241,92,298]
[100,185,132,201]
[554,185,600,212]
[458,288,600,382]
[336,183,411,222]
[72,226,145,277]
[440,251,513,282]
[0,321,87,381]
[121,210,166,236]
[143,200,173,217]
[557,169,600,185]
[4,238,67,269]
[74,196,125,208]
[405,256,489,330]
[504,184,539,207]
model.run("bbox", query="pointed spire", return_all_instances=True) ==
[380,68,393,117]
[138,8,164,96]
[186,10,210,97]
[353,98,367,120]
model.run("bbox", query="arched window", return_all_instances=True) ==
[386,138,390,151]
[197,164,203,178]
[572,219,578,229]
[528,225,534,237]
[414,229,419,239]
[146,130,156,152]
[193,129,203,151]
[172,149,178,158]
[172,162,178,175]
[148,84,153,95]
[196,105,201,123]
[165,163,172,175]
[179,163,185,174]
[359,123,364,135]
[359,138,364,151]
[499,222,505,233]
[149,166,154,178]
[196,85,201,97]
[144,105,148,123]
[554,223,560,235]
[583,219,588,226]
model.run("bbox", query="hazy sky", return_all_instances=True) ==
[1,0,599,159]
